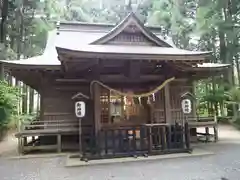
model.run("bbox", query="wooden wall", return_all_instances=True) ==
[39,76,195,129]
[152,88,165,123]
[170,81,194,122]
[152,80,194,123]
[40,78,94,127]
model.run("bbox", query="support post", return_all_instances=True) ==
[184,122,191,151]
[57,134,61,153]
[39,72,45,122]
[192,80,197,117]
[18,137,23,155]
[164,83,172,124]
[93,83,101,137]
[79,118,83,159]
[191,80,197,142]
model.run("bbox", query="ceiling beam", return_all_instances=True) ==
[55,74,164,83]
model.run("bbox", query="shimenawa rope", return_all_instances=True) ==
[90,77,175,98]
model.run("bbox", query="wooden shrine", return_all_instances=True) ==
[1,13,229,159]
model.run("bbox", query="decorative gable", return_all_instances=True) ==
[91,13,172,47]
[105,31,156,46]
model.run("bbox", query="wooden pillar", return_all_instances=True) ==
[29,88,34,114]
[93,83,101,135]
[192,80,197,118]
[22,84,28,114]
[164,83,172,124]
[57,134,62,153]
[142,97,151,124]
[39,72,46,121]
[190,80,197,142]
[40,94,44,120]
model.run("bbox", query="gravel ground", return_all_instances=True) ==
[0,125,240,180]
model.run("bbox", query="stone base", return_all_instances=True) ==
[65,148,214,167]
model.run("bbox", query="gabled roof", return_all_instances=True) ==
[91,12,172,47]
[0,20,230,71]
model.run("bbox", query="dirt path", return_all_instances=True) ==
[218,124,240,141]
[0,130,18,157]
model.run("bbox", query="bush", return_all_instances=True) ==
[8,114,38,130]
[0,81,20,139]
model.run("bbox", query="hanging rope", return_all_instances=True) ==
[90,77,175,98]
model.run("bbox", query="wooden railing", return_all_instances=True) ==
[82,123,191,159]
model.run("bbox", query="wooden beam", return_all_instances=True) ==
[125,61,141,80]
[56,79,88,82]
[56,74,164,83]
[65,60,99,72]
[62,61,68,72]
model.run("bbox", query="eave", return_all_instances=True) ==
[3,63,60,71]
[56,46,212,62]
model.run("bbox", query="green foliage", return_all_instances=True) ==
[226,87,240,103]
[0,81,20,112]
[201,88,227,104]
[8,113,38,130]
[0,81,20,133]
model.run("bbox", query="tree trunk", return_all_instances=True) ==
[17,7,24,59]
[0,0,8,43]
[0,0,8,81]
[219,31,226,63]
[0,63,4,80]
[235,55,240,85]
[226,0,238,119]
[7,74,13,85]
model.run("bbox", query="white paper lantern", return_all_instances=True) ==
[75,101,86,118]
[181,99,192,114]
